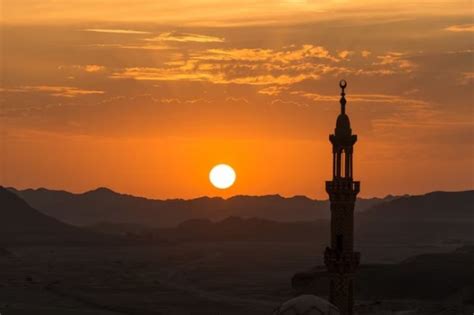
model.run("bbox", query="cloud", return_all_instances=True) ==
[108,45,422,88]
[197,45,339,63]
[1,86,104,98]
[62,64,106,73]
[5,0,471,27]
[194,48,275,62]
[274,45,339,63]
[293,91,430,106]
[87,43,170,50]
[374,52,417,72]
[361,50,372,58]
[338,50,353,60]
[220,74,320,85]
[458,72,474,85]
[444,24,474,32]
[110,67,218,82]
[109,45,341,86]
[258,86,288,96]
[83,65,106,72]
[83,28,151,34]
[146,32,224,43]
[110,67,319,85]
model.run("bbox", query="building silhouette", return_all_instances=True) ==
[324,80,360,315]
[289,80,359,315]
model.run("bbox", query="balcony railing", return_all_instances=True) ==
[326,180,360,193]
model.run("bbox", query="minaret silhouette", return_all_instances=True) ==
[324,80,360,315]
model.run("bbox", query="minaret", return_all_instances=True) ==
[324,80,360,315]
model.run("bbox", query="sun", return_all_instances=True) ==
[209,164,236,189]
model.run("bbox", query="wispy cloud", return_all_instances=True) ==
[444,24,474,32]
[293,91,429,105]
[374,52,417,72]
[338,50,353,60]
[83,65,105,72]
[62,64,106,72]
[109,45,419,87]
[110,67,217,82]
[87,43,170,50]
[109,45,341,85]
[361,50,372,58]
[83,28,151,34]
[147,32,224,43]
[1,86,104,97]
[109,67,319,85]
[258,86,288,96]
[5,0,470,27]
[196,45,339,63]
[458,72,474,85]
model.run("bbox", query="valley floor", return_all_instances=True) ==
[0,241,470,315]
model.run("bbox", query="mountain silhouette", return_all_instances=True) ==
[83,190,474,245]
[361,190,473,221]
[0,187,112,245]
[9,187,396,227]
[8,187,473,242]
[357,190,474,243]
[92,190,474,244]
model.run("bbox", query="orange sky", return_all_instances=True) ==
[1,0,473,199]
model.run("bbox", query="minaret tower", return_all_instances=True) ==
[324,80,360,315]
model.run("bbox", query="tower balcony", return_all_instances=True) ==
[325,180,360,195]
[324,247,360,274]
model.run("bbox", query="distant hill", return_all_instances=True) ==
[94,205,473,245]
[361,191,473,221]
[154,217,330,243]
[357,190,474,243]
[0,187,113,245]
[8,187,395,227]
[156,190,474,244]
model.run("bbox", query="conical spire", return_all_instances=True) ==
[335,79,351,136]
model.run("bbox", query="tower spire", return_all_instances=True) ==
[339,79,347,115]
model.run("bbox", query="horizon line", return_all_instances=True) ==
[3,185,473,202]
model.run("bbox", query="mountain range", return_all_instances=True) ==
[8,187,399,227]
[3,186,473,245]
[151,190,474,243]
[357,190,474,243]
[0,187,111,245]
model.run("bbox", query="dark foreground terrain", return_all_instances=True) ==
[0,242,316,315]
[1,242,472,315]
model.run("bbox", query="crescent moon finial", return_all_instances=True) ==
[339,79,347,89]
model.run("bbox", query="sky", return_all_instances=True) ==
[1,0,473,199]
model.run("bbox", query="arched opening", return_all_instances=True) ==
[340,150,345,178]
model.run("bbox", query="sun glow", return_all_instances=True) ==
[209,164,236,189]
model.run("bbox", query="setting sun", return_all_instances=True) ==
[209,164,236,189]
